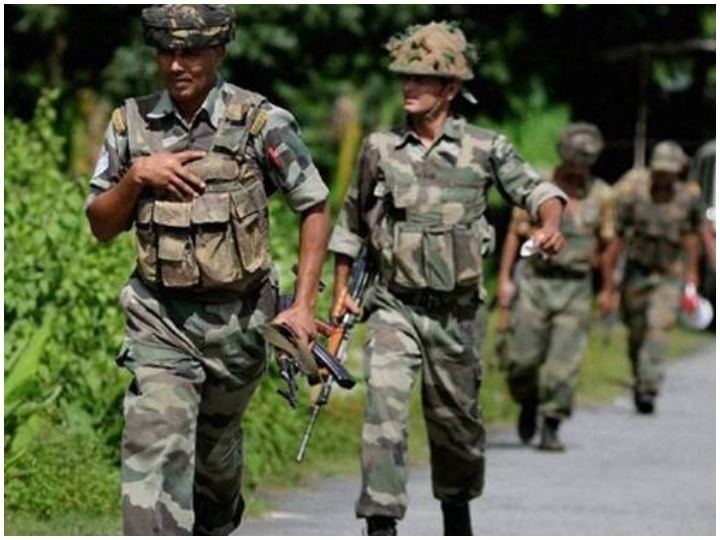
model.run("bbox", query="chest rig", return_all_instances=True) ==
[125,89,272,295]
[371,127,496,292]
[532,178,611,274]
[625,177,692,272]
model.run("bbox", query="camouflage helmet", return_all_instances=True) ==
[141,4,236,50]
[650,140,689,174]
[557,122,604,167]
[386,21,476,81]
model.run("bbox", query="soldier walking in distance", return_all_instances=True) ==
[498,123,616,451]
[85,5,329,535]
[609,141,703,414]
[328,21,566,536]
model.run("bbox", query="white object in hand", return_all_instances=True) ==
[520,238,548,259]
[679,283,714,330]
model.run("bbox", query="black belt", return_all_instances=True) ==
[134,269,268,304]
[389,286,475,310]
[531,266,589,280]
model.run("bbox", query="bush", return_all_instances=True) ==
[4,425,120,519]
[5,90,132,515]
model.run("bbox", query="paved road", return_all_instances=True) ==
[236,345,716,536]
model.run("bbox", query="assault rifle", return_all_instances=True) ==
[268,250,376,462]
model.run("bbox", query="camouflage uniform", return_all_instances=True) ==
[330,70,565,523]
[86,5,328,535]
[505,170,615,420]
[615,142,703,399]
[501,123,611,452]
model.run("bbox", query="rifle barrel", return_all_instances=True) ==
[296,403,321,462]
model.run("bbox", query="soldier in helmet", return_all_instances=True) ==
[497,122,616,451]
[608,141,703,414]
[85,5,330,535]
[328,21,567,535]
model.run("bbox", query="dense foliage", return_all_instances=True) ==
[4,91,132,515]
[5,5,715,179]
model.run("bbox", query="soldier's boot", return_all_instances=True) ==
[634,389,656,415]
[366,516,397,536]
[538,417,565,452]
[441,502,473,536]
[517,400,538,444]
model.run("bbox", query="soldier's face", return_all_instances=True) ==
[401,75,459,116]
[651,170,679,185]
[157,46,225,113]
[557,163,590,182]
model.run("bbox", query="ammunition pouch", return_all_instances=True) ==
[387,217,494,292]
[135,176,271,293]
[126,87,272,295]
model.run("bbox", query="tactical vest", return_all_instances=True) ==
[530,177,613,274]
[371,127,496,292]
[622,174,691,272]
[125,88,272,294]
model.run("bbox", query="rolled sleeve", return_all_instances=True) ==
[525,182,568,219]
[284,169,329,212]
[490,134,567,215]
[259,105,328,213]
[328,226,364,259]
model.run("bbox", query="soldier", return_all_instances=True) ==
[328,21,567,536]
[84,5,329,535]
[608,141,703,414]
[497,123,616,451]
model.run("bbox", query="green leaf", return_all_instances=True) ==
[4,308,54,408]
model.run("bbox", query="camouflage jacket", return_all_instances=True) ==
[329,115,566,295]
[510,172,615,274]
[614,168,704,276]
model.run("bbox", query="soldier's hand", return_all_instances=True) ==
[330,287,360,323]
[532,226,565,256]
[129,150,207,201]
[343,296,361,317]
[496,305,511,333]
[497,277,515,310]
[597,288,616,318]
[273,303,317,348]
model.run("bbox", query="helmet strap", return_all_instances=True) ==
[422,79,454,122]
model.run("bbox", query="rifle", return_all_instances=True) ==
[269,249,376,462]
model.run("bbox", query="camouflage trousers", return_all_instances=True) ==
[620,266,682,395]
[117,276,276,535]
[356,285,486,520]
[506,271,592,419]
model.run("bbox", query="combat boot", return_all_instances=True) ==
[517,400,538,444]
[366,516,397,536]
[442,502,473,536]
[538,417,565,452]
[634,390,655,415]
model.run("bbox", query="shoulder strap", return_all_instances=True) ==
[124,93,165,156]
[212,89,268,156]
